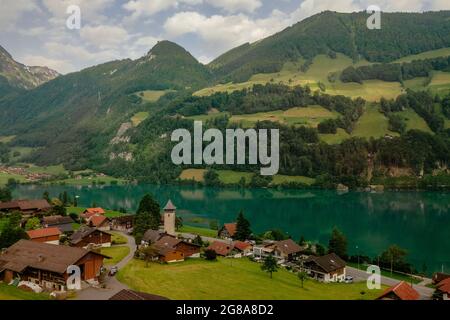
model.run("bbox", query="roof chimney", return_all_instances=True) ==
[37,254,45,262]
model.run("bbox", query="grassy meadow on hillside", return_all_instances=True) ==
[134,89,175,103]
[195,50,450,102]
[117,258,384,300]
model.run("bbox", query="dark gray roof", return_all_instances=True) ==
[305,253,346,273]
[70,226,109,245]
[142,230,165,243]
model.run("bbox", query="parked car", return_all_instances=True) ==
[109,266,118,276]
[344,276,354,284]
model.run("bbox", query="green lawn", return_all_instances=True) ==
[217,170,254,185]
[131,112,149,127]
[0,172,27,186]
[111,232,128,245]
[134,90,175,103]
[0,284,49,300]
[397,109,433,133]
[117,258,385,300]
[272,175,315,186]
[67,207,125,218]
[101,246,130,266]
[352,105,398,139]
[179,225,218,238]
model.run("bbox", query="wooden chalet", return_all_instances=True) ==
[111,215,134,232]
[218,223,237,239]
[207,241,235,257]
[26,227,61,245]
[376,281,420,300]
[303,253,347,283]
[0,199,52,216]
[42,215,75,233]
[0,240,107,291]
[87,215,111,231]
[70,226,112,248]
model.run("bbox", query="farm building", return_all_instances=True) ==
[233,241,253,255]
[207,241,235,257]
[70,226,112,248]
[218,223,237,239]
[42,215,75,233]
[26,227,61,245]
[111,215,133,232]
[376,281,420,300]
[303,253,346,283]
[0,240,107,291]
[87,215,111,231]
[0,199,52,216]
[81,207,105,220]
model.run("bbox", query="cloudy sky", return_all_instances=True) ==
[1,0,449,74]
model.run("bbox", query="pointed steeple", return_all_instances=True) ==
[164,200,176,211]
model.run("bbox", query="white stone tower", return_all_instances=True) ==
[163,200,176,236]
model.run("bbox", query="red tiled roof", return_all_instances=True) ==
[378,281,420,300]
[207,241,234,256]
[233,241,252,251]
[26,227,61,239]
[224,223,237,237]
[274,239,303,255]
[83,208,105,215]
[437,278,450,294]
[88,215,109,227]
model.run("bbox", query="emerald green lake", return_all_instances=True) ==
[13,185,450,274]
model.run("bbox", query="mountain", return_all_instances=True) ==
[210,11,450,82]
[0,45,59,90]
[0,41,211,168]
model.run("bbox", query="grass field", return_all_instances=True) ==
[134,90,175,103]
[101,246,130,266]
[397,109,433,133]
[0,135,15,143]
[195,50,450,102]
[0,172,27,186]
[26,164,68,175]
[217,170,254,185]
[67,207,125,218]
[229,106,339,128]
[394,47,450,63]
[352,105,398,139]
[131,112,149,127]
[272,175,315,186]
[319,128,351,144]
[51,175,126,186]
[117,258,384,300]
[179,168,206,182]
[0,284,49,300]
[179,225,218,238]
[111,232,128,245]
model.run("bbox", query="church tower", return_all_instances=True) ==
[163,200,176,236]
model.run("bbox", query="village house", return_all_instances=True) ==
[0,199,52,216]
[111,215,134,232]
[141,229,167,247]
[252,239,303,261]
[376,281,420,300]
[42,215,74,234]
[432,272,450,285]
[218,223,237,239]
[70,226,112,249]
[302,253,346,283]
[434,278,450,300]
[0,240,107,291]
[207,241,235,257]
[26,227,61,245]
[80,207,106,220]
[233,241,253,256]
[87,215,111,231]
[155,235,201,259]
[272,239,303,261]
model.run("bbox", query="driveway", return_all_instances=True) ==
[346,266,434,300]
[75,231,136,300]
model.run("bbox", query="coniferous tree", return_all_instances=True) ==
[234,210,252,241]
[328,227,348,260]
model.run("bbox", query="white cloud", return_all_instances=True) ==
[41,0,114,22]
[123,0,203,20]
[205,0,262,13]
[0,0,40,30]
[80,25,130,50]
[164,10,288,53]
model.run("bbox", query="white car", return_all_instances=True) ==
[344,276,354,284]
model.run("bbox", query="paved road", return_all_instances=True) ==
[75,231,136,300]
[347,266,434,300]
